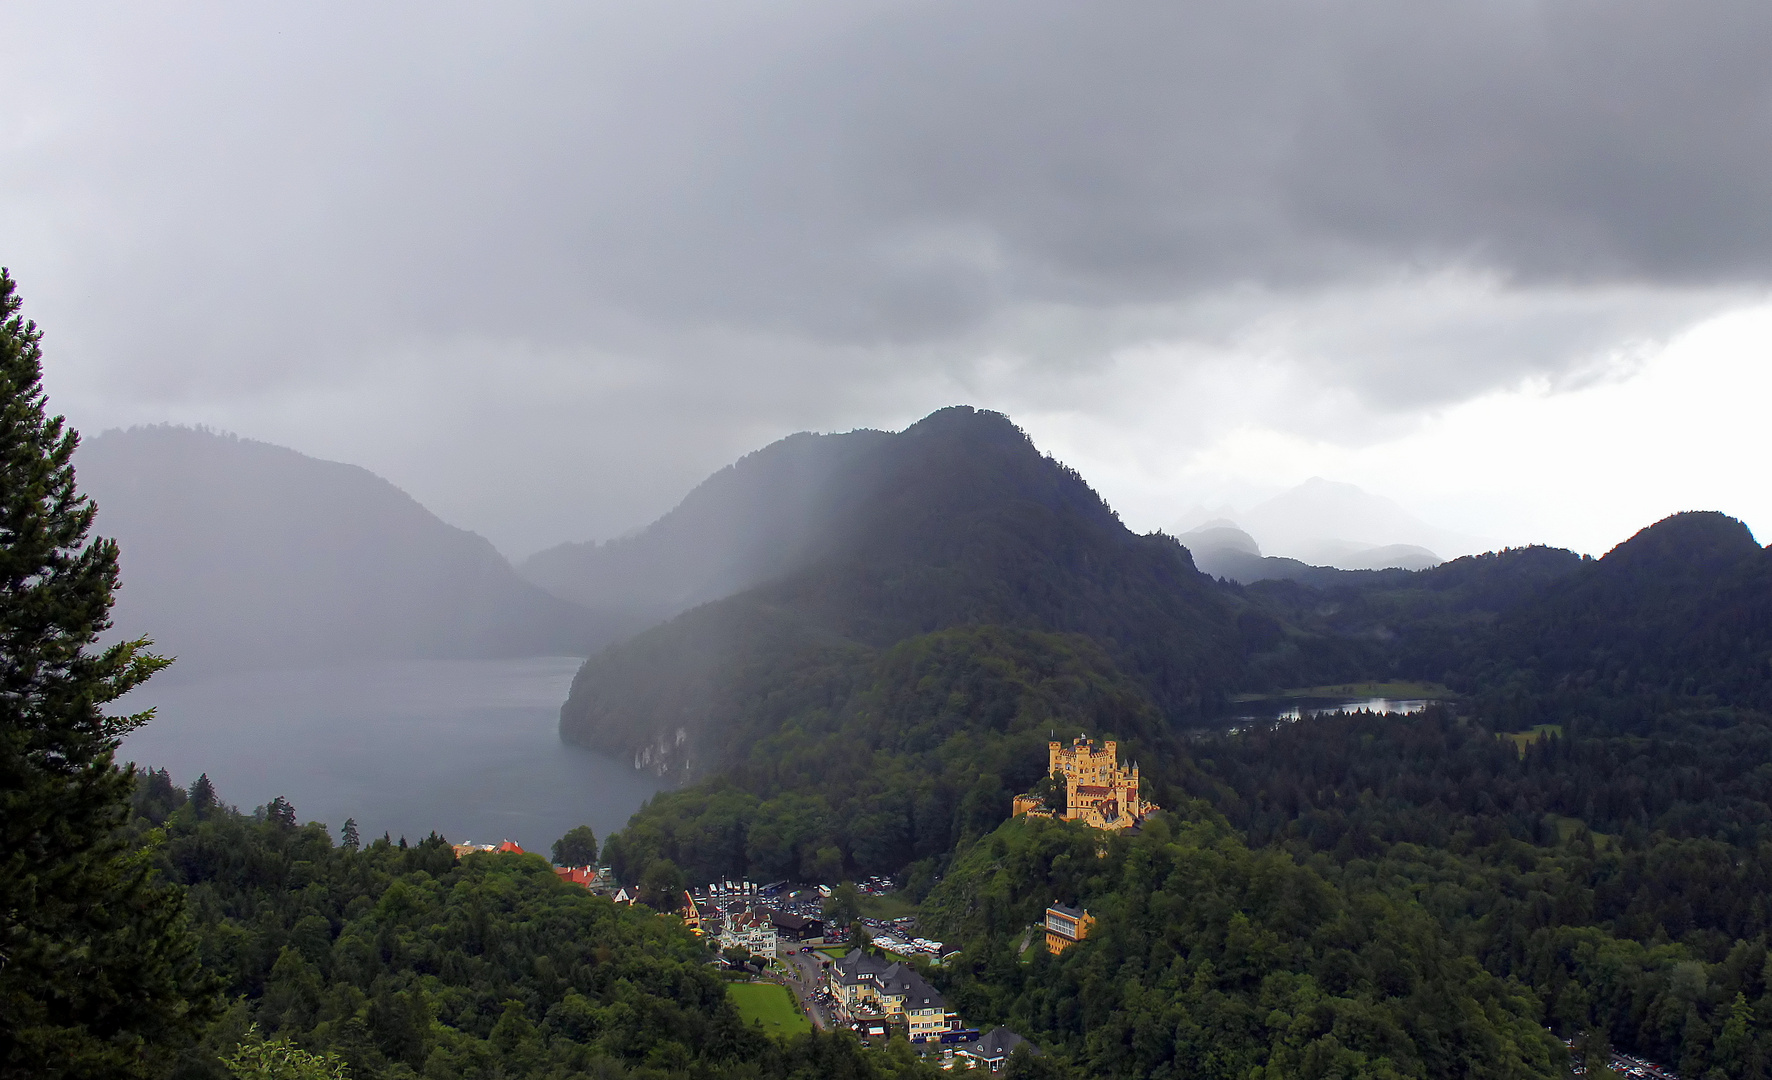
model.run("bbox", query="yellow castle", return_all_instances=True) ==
[1012,735,1156,831]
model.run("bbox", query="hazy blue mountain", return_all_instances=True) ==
[1180,520,1402,586]
[80,425,606,676]
[1182,520,1261,555]
[1173,477,1482,567]
[1324,542,1442,571]
[518,428,893,634]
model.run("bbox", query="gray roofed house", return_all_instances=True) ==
[954,1026,1037,1072]
[827,949,958,1041]
[768,910,826,940]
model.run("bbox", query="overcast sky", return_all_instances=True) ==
[4,1,1770,558]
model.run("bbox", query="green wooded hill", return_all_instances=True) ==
[561,407,1248,780]
[130,774,950,1080]
[1171,704,1772,1078]
[1250,511,1772,724]
[921,812,1566,1080]
[1471,512,1772,723]
[597,625,1179,889]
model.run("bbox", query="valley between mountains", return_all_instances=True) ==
[89,408,1772,1079]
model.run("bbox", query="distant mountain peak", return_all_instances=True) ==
[1227,478,1486,565]
[1180,522,1261,557]
[78,425,603,676]
[558,405,1237,778]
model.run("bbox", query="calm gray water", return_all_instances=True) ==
[1217,696,1434,734]
[117,656,666,853]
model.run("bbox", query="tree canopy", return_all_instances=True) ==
[550,824,597,867]
[0,269,213,1077]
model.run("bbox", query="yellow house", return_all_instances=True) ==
[1044,904,1095,955]
[828,950,959,1041]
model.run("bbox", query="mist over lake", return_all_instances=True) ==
[118,656,664,854]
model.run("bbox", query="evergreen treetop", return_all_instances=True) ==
[0,268,213,1077]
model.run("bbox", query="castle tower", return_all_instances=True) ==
[1017,733,1156,830]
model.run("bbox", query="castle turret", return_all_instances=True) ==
[1016,732,1154,831]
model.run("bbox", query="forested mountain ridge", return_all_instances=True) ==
[80,425,609,675]
[1472,511,1772,722]
[577,412,1772,906]
[1247,511,1772,722]
[557,409,1768,793]
[560,407,1246,779]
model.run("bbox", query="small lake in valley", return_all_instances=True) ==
[1213,694,1437,734]
[117,656,666,854]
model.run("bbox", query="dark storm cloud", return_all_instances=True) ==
[3,0,1769,548]
[13,1,1772,348]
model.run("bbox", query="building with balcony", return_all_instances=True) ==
[1044,904,1095,955]
[828,950,959,1042]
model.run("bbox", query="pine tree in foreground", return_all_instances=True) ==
[0,268,214,1078]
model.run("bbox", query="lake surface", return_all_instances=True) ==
[117,656,666,853]
[1218,696,1434,733]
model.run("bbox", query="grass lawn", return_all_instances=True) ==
[727,982,812,1037]
[1500,724,1564,754]
[857,892,919,921]
[1230,681,1454,703]
[813,945,850,960]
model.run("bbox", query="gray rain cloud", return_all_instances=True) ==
[4,0,1770,551]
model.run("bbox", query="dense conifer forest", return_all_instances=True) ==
[1181,706,1772,1077]
[921,813,1566,1079]
[130,772,953,1080]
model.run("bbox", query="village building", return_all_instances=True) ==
[827,950,959,1042]
[769,910,825,942]
[950,1027,1037,1072]
[719,909,778,957]
[553,865,598,889]
[1011,735,1157,830]
[1044,904,1095,955]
